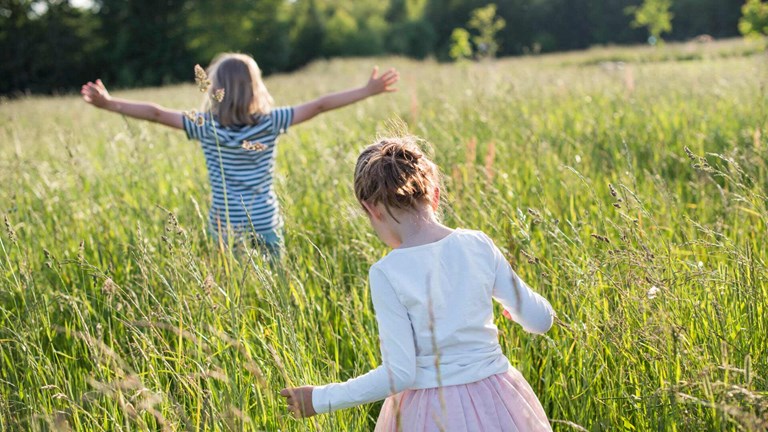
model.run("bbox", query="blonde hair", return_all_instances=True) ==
[354,136,440,218]
[203,53,273,127]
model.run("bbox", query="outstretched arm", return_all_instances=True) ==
[81,79,184,130]
[291,67,399,126]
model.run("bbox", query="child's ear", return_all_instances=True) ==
[431,187,440,211]
[361,201,379,219]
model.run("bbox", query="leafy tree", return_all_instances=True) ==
[399,0,429,20]
[669,0,745,40]
[739,0,768,37]
[386,0,408,22]
[320,3,386,57]
[322,7,358,56]
[0,0,37,94]
[97,0,193,86]
[33,1,102,92]
[627,0,674,44]
[467,3,505,58]
[0,0,754,95]
[423,0,487,60]
[288,0,325,69]
[449,27,472,61]
[0,0,100,95]
[386,20,436,59]
[186,0,289,75]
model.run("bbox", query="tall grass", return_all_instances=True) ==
[1,39,766,431]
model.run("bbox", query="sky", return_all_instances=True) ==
[31,0,95,15]
[70,0,94,8]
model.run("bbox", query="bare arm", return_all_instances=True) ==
[291,67,399,126]
[81,79,184,130]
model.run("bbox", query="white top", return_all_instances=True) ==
[312,228,555,414]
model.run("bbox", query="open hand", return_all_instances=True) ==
[279,386,317,418]
[81,79,111,108]
[365,66,399,95]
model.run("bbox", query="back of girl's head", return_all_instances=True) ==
[204,53,274,127]
[354,136,440,214]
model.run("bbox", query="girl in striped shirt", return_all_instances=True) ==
[82,53,399,253]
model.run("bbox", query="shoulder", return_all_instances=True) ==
[267,106,294,121]
[182,112,217,139]
[367,263,399,299]
[449,229,502,266]
[368,257,404,291]
[269,106,293,114]
[266,106,294,133]
[452,228,495,249]
[368,259,390,280]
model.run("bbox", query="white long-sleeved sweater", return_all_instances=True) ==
[312,228,554,414]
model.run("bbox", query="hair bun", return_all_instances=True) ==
[381,140,423,168]
[353,136,440,215]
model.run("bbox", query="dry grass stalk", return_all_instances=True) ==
[624,66,635,95]
[465,136,477,168]
[484,140,496,181]
[410,90,420,123]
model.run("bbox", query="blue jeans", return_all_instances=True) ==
[251,229,283,257]
[209,226,283,257]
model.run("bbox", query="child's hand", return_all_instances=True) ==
[279,386,317,418]
[365,66,399,96]
[81,79,112,108]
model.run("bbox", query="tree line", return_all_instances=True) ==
[0,0,752,95]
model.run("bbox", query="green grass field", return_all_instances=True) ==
[1,39,767,431]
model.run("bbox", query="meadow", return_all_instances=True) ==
[1,39,767,431]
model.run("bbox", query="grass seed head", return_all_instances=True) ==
[194,64,211,93]
[684,146,697,161]
[202,274,216,296]
[213,88,225,103]
[242,140,267,151]
[102,278,118,296]
[4,215,17,244]
[77,240,85,263]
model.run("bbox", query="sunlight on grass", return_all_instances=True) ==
[1,39,767,431]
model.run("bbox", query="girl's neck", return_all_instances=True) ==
[393,208,453,249]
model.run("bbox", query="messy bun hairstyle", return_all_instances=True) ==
[354,136,440,218]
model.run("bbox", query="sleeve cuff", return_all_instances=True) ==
[181,115,194,139]
[311,384,332,414]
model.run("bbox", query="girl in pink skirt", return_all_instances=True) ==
[281,136,554,431]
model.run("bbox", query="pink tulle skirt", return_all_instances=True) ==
[375,368,552,432]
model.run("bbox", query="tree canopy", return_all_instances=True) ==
[0,0,749,95]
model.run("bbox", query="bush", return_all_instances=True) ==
[739,0,768,38]
[385,20,437,59]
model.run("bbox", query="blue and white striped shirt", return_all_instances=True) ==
[182,107,294,236]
